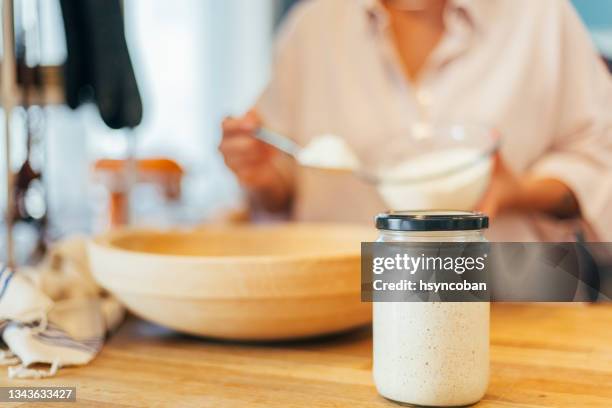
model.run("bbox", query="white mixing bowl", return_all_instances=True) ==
[368,124,499,211]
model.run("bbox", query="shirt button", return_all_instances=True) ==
[416,89,433,108]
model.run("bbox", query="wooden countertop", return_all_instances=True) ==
[6,303,612,407]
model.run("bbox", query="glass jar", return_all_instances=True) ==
[373,211,490,407]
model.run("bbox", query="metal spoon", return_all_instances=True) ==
[255,128,360,174]
[254,127,302,157]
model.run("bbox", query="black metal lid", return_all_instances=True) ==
[375,211,489,232]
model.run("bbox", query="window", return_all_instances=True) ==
[2,0,277,241]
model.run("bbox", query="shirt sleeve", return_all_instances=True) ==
[530,0,612,241]
[254,3,310,138]
[249,4,316,217]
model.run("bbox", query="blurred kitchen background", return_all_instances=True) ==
[0,0,611,265]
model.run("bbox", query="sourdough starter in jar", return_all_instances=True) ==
[373,211,489,407]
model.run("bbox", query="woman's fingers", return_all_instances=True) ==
[223,150,269,170]
[475,153,523,219]
[476,189,499,219]
[219,134,272,162]
[219,111,284,189]
[222,114,259,136]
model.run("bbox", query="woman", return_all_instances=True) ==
[220,0,612,241]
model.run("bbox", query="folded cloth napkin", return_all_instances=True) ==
[0,237,124,378]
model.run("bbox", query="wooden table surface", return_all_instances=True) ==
[5,303,612,407]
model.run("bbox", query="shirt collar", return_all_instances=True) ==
[360,0,482,76]
[360,0,483,32]
[451,0,484,29]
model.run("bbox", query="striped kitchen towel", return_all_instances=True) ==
[0,237,124,379]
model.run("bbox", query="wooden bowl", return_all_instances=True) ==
[88,223,375,340]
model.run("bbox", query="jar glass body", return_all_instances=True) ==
[373,229,489,407]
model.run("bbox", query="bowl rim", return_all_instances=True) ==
[361,123,501,185]
[89,223,372,263]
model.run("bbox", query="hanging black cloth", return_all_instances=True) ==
[59,0,142,129]
[276,0,301,26]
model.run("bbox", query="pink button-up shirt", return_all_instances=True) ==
[254,0,612,241]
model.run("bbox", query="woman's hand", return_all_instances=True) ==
[477,154,580,219]
[219,111,293,212]
[220,111,275,188]
[476,154,523,218]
